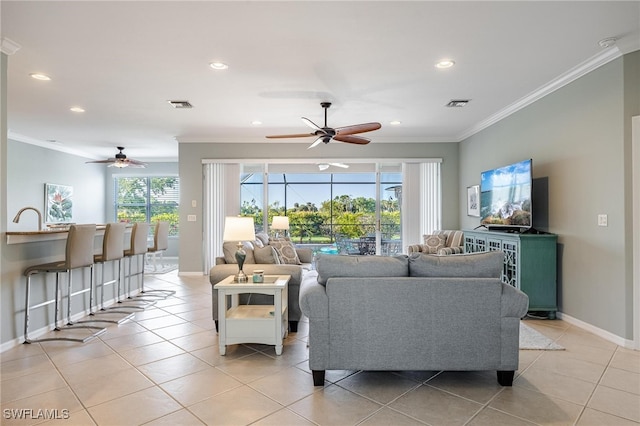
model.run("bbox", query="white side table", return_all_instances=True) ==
[214,274,290,355]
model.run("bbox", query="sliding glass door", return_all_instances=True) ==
[240,163,402,255]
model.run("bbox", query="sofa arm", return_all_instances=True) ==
[296,248,313,264]
[299,272,328,319]
[437,246,464,255]
[501,283,529,318]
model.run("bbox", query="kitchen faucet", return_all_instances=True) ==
[13,207,43,231]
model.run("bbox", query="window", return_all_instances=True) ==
[114,177,180,236]
[240,168,402,248]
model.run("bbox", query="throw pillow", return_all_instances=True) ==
[222,241,256,264]
[255,232,270,247]
[254,245,280,264]
[421,234,447,254]
[270,239,301,265]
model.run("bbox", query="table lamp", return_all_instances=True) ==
[271,216,289,238]
[223,216,255,282]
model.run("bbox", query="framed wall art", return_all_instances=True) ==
[467,185,480,217]
[45,183,73,223]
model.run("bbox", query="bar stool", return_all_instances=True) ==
[119,222,156,308]
[141,221,176,299]
[23,224,107,343]
[87,222,134,323]
[146,221,169,271]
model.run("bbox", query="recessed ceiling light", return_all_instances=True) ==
[70,106,85,113]
[390,120,402,125]
[435,60,455,69]
[30,73,51,81]
[209,61,229,70]
[251,120,262,125]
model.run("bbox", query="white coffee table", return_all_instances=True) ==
[214,274,290,355]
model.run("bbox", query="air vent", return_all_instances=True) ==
[167,100,193,109]
[446,100,470,107]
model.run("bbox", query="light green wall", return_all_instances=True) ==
[178,142,460,273]
[459,52,639,339]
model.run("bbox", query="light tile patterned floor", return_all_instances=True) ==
[1,271,639,425]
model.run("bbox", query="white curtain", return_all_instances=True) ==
[420,161,441,236]
[401,161,441,248]
[203,163,241,273]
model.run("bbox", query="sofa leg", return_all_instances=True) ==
[312,370,325,386]
[214,320,218,332]
[289,321,298,333]
[497,370,514,386]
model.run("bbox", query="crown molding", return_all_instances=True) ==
[457,46,630,142]
[1,38,21,55]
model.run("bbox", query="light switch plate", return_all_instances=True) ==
[187,214,196,222]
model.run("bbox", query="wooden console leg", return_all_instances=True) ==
[312,370,325,386]
[497,370,514,386]
[289,321,298,333]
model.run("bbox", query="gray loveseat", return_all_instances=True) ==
[299,251,529,386]
[209,238,313,333]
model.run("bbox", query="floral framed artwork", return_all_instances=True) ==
[45,183,73,223]
[467,185,480,217]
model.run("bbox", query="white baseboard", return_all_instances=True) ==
[178,271,206,277]
[557,312,637,349]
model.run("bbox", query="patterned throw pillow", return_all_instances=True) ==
[269,239,301,265]
[421,234,447,254]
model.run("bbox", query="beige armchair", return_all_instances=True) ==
[407,230,464,255]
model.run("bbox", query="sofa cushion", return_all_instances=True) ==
[270,239,301,264]
[421,234,447,254]
[316,254,409,285]
[254,245,280,264]
[222,241,256,264]
[408,251,504,278]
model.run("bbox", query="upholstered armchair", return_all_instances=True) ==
[407,230,464,255]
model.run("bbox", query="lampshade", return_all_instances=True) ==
[223,216,256,242]
[271,216,290,230]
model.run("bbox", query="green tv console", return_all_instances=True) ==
[464,229,558,319]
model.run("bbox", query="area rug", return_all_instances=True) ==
[520,322,565,350]
[144,262,178,274]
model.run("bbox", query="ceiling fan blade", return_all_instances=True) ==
[307,136,325,149]
[335,122,382,136]
[85,158,118,164]
[333,135,371,145]
[266,133,316,139]
[127,158,148,166]
[301,117,323,132]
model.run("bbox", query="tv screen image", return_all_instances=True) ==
[480,159,532,228]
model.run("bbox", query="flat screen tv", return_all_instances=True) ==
[480,159,532,230]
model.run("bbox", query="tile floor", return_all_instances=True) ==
[1,271,639,425]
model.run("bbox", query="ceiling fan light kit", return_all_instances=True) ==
[266,102,381,149]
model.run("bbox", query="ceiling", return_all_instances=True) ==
[2,1,639,162]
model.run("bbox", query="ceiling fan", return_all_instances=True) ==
[266,102,381,149]
[317,162,349,171]
[85,146,147,168]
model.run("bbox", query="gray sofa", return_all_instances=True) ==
[209,245,313,333]
[299,251,529,386]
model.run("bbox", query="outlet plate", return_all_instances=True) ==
[598,214,608,227]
